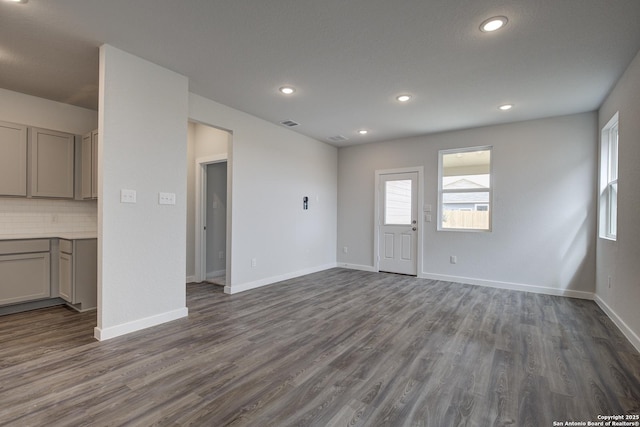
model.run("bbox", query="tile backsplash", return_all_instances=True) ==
[0,198,97,236]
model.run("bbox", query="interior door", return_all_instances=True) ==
[379,172,418,275]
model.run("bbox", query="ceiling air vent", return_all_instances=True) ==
[280,119,300,127]
[328,135,348,142]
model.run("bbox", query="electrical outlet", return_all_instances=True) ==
[219,251,224,260]
[343,246,348,254]
[251,258,257,267]
[450,255,457,264]
[608,276,612,288]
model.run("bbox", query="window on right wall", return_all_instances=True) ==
[599,112,618,240]
[438,146,492,231]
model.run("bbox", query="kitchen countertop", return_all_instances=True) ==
[0,232,97,241]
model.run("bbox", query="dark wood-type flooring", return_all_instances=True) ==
[1,269,639,426]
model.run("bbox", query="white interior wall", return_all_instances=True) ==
[596,47,640,350]
[338,112,597,297]
[96,45,189,340]
[189,94,338,293]
[185,122,229,280]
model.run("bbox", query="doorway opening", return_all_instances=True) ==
[188,121,232,290]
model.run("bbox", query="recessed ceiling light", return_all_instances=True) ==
[279,86,295,95]
[358,130,368,135]
[480,16,508,32]
[396,94,412,102]
[498,104,513,111]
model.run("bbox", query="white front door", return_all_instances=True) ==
[378,172,418,275]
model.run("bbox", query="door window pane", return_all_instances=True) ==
[385,180,412,225]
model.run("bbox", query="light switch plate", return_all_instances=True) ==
[121,189,137,204]
[159,192,176,205]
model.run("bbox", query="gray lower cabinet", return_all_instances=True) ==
[29,127,75,199]
[58,239,97,310]
[0,120,28,196]
[0,240,51,305]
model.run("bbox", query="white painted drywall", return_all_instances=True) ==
[596,47,640,349]
[0,87,97,135]
[338,112,597,297]
[189,94,338,293]
[96,45,189,340]
[185,122,229,280]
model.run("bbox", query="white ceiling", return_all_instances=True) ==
[1,0,640,146]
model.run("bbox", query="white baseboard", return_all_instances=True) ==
[224,263,337,294]
[94,307,189,341]
[594,295,640,353]
[186,275,196,284]
[338,263,377,273]
[419,272,595,300]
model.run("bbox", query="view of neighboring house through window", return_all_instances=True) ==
[438,146,492,231]
[600,112,618,240]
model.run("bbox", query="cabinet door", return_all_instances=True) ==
[29,127,75,198]
[73,239,97,310]
[0,121,28,196]
[59,252,73,303]
[81,132,93,199]
[91,130,98,199]
[0,253,51,305]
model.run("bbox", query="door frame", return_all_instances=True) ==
[374,166,424,275]
[195,154,229,284]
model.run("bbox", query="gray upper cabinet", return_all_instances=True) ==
[0,121,28,197]
[80,129,98,200]
[29,127,75,199]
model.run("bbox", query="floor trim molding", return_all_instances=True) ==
[224,263,337,294]
[419,272,595,300]
[594,294,640,353]
[94,307,189,341]
[338,263,377,273]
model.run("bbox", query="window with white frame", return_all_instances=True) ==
[599,112,618,240]
[438,146,492,231]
